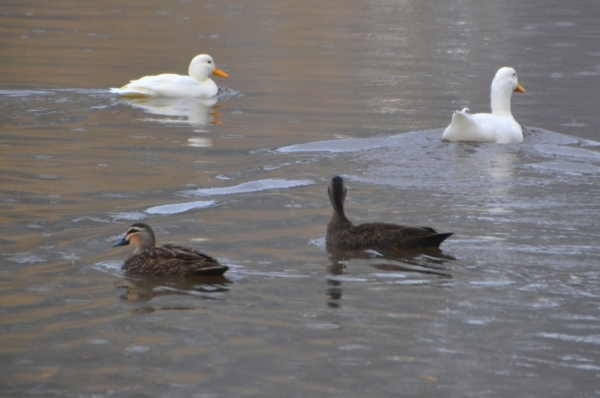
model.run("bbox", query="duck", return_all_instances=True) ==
[326,176,453,251]
[442,67,526,143]
[112,223,228,276]
[110,54,229,98]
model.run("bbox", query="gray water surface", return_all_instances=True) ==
[1,0,600,397]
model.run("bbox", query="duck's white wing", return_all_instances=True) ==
[443,108,495,142]
[111,74,180,96]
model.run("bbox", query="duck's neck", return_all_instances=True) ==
[490,83,513,117]
[132,233,155,255]
[329,197,352,227]
[190,73,211,83]
[330,208,351,226]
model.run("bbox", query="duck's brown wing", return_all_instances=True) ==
[351,223,452,250]
[123,245,228,276]
[161,244,229,276]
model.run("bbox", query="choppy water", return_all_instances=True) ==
[1,0,600,397]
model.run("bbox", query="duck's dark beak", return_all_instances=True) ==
[112,236,129,247]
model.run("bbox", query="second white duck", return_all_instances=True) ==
[110,54,229,98]
[443,67,526,143]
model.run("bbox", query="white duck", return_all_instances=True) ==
[442,67,526,143]
[110,54,229,98]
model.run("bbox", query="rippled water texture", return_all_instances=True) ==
[1,0,600,397]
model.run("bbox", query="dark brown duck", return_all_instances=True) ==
[113,223,228,276]
[326,176,452,250]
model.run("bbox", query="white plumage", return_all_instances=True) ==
[110,54,229,98]
[443,67,526,143]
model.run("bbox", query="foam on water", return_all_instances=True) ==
[180,179,314,197]
[72,216,111,223]
[308,237,326,248]
[145,200,217,215]
[526,161,600,174]
[371,273,408,279]
[306,323,340,330]
[532,144,600,160]
[538,333,600,346]
[0,89,53,97]
[326,276,369,283]
[125,346,150,353]
[393,279,431,285]
[108,212,147,221]
[278,137,389,153]
[93,260,123,273]
[88,339,109,345]
[239,270,310,279]
[469,280,516,287]
[6,253,46,264]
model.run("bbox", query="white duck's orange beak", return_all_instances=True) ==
[514,83,526,93]
[213,68,229,78]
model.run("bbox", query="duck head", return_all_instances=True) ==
[188,54,229,82]
[490,67,525,116]
[113,223,156,255]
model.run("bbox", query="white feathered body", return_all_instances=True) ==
[110,54,227,99]
[110,74,219,98]
[443,67,525,144]
[443,108,522,143]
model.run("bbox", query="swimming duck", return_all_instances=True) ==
[112,223,228,276]
[326,176,452,250]
[110,54,229,98]
[443,67,526,143]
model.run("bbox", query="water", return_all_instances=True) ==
[1,0,600,396]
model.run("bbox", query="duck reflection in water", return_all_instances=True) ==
[116,96,224,126]
[117,275,231,303]
[327,246,454,277]
[325,246,453,309]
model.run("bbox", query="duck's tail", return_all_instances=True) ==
[420,232,453,248]
[194,264,229,276]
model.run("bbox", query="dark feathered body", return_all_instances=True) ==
[123,244,227,276]
[114,223,228,277]
[326,176,452,250]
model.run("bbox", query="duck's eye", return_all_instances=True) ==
[208,60,212,64]
[512,73,516,76]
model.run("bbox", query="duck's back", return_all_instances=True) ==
[328,221,452,251]
[123,244,228,276]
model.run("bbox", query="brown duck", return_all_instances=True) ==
[326,176,452,250]
[112,223,228,276]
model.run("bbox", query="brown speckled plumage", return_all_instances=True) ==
[326,176,452,250]
[113,223,228,277]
